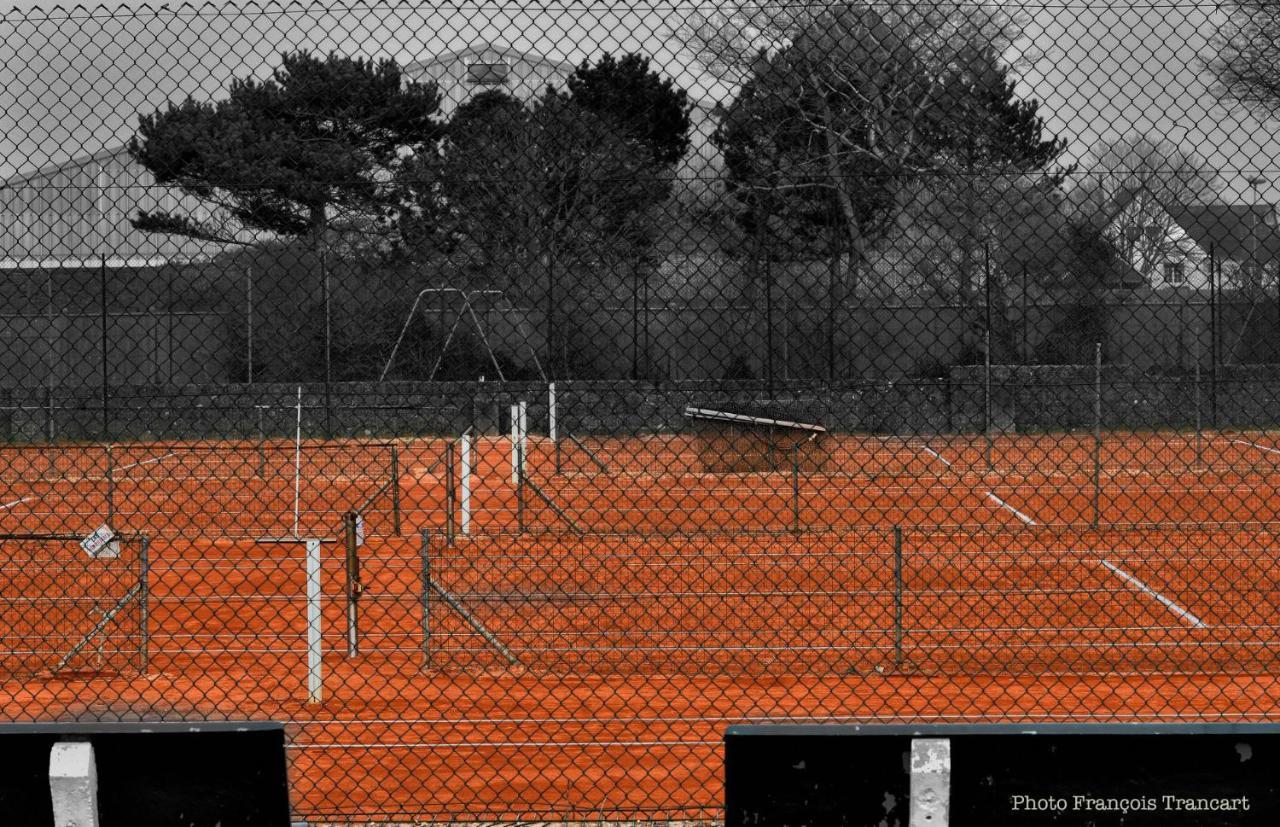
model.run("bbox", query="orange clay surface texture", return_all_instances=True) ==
[3,430,1280,821]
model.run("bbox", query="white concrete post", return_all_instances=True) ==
[460,429,473,536]
[910,737,951,827]
[548,382,557,443]
[50,741,99,827]
[306,538,322,704]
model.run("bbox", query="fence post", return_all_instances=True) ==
[391,443,402,536]
[893,526,904,669]
[322,251,333,439]
[1194,335,1203,469]
[420,528,431,669]
[984,245,993,471]
[256,406,267,479]
[344,512,361,659]
[139,534,149,675]
[246,264,254,384]
[445,440,457,547]
[105,444,115,528]
[1093,342,1102,529]
[1210,245,1219,428]
[791,443,801,535]
[44,385,54,444]
[100,256,110,441]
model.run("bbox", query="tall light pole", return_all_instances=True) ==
[1247,175,1267,291]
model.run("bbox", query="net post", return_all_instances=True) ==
[420,528,431,669]
[390,443,402,536]
[1093,341,1102,529]
[791,443,801,535]
[893,526,904,669]
[516,435,526,535]
[305,537,322,704]
[551,381,561,475]
[256,407,266,478]
[1194,334,1203,469]
[139,534,150,675]
[344,513,360,659]
[105,444,115,528]
[460,430,472,536]
[445,440,457,548]
[294,386,302,537]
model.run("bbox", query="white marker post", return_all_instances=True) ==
[910,737,951,827]
[49,741,98,827]
[460,429,473,536]
[306,538,322,704]
[510,400,527,484]
[548,381,557,443]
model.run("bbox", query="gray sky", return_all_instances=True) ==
[0,0,1275,202]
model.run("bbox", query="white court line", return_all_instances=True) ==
[919,445,953,468]
[1098,559,1205,629]
[1231,439,1280,457]
[984,492,1037,525]
[114,451,178,473]
[0,496,33,510]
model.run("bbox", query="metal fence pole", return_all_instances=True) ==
[791,443,801,535]
[344,512,360,659]
[420,528,431,668]
[139,534,150,675]
[105,444,115,528]
[445,440,457,547]
[1210,245,1219,428]
[1093,342,1102,529]
[391,443,402,536]
[1194,335,1203,469]
[984,246,993,471]
[893,526,904,669]
[100,256,110,441]
[322,251,333,439]
[246,264,254,384]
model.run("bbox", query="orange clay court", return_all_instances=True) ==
[4,428,1280,820]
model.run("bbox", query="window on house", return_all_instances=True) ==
[1163,261,1185,285]
[466,61,510,85]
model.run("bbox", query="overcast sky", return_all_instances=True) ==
[0,0,1274,202]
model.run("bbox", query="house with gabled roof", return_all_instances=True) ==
[1166,203,1280,291]
[0,145,238,270]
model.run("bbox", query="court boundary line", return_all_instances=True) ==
[1232,439,1280,457]
[984,493,1037,525]
[1097,559,1206,629]
[0,496,33,510]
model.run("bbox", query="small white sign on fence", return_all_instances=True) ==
[354,513,365,548]
[80,525,119,559]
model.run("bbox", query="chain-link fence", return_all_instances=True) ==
[3,0,1280,821]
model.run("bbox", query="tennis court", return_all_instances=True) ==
[4,427,1280,819]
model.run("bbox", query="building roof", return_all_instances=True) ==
[2,144,129,188]
[1168,203,1280,263]
[407,42,720,114]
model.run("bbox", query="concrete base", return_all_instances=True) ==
[49,741,99,827]
[910,737,951,827]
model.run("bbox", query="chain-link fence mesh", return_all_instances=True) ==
[3,0,1280,820]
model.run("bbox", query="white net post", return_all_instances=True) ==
[510,401,527,484]
[548,382,557,442]
[460,429,473,536]
[306,538,322,704]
